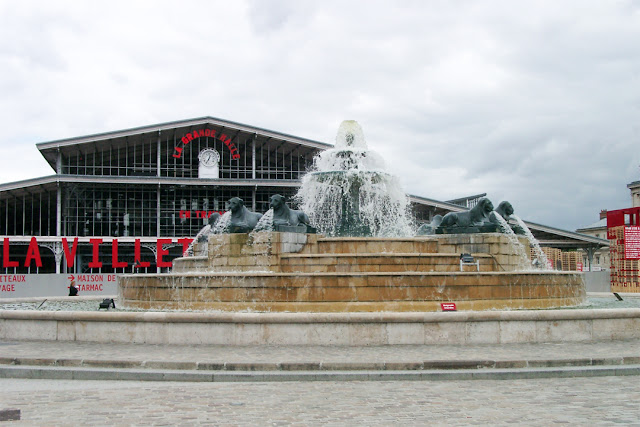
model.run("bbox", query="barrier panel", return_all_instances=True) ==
[0,273,118,298]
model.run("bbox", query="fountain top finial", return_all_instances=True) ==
[335,120,367,150]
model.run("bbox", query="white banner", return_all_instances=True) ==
[0,273,118,298]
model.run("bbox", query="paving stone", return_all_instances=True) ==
[1,338,640,424]
[1,339,639,368]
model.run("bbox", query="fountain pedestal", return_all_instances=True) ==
[119,232,585,312]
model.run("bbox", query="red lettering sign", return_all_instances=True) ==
[0,284,15,292]
[89,239,103,268]
[625,226,640,260]
[172,128,241,160]
[1,237,191,269]
[156,238,172,268]
[441,303,457,311]
[177,238,193,255]
[2,238,18,268]
[77,284,104,292]
[111,239,128,268]
[134,239,151,268]
[179,210,223,221]
[24,237,43,267]
[0,275,26,283]
[62,237,78,268]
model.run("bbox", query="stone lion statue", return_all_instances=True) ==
[227,197,263,233]
[270,194,310,227]
[439,197,494,228]
[495,201,514,221]
[490,200,524,234]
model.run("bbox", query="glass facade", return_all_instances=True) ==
[63,183,158,238]
[59,127,314,181]
[1,190,57,236]
[0,119,326,275]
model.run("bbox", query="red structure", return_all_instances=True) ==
[607,207,640,231]
[607,207,640,291]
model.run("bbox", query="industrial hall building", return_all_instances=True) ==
[0,116,606,279]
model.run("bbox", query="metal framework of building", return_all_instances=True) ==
[0,116,607,275]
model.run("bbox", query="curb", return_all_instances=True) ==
[2,356,640,372]
[1,364,640,382]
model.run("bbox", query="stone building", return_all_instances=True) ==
[629,179,640,208]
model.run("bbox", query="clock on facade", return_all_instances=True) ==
[198,148,220,179]
[198,148,220,167]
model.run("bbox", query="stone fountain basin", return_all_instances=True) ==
[1,307,639,345]
[119,233,586,312]
[120,270,583,312]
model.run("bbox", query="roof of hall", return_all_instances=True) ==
[576,218,607,231]
[522,220,609,248]
[408,194,467,212]
[35,116,333,168]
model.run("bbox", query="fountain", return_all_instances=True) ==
[295,120,414,237]
[490,212,531,271]
[0,120,604,347]
[118,120,585,313]
[489,202,551,271]
[513,214,551,269]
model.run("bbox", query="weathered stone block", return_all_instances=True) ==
[536,319,592,342]
[466,321,500,344]
[424,322,466,344]
[349,323,387,345]
[386,323,425,344]
[324,286,357,301]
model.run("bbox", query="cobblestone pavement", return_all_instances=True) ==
[1,376,640,425]
[2,339,640,366]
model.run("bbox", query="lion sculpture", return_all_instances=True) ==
[270,194,310,227]
[491,201,514,222]
[490,201,524,234]
[226,197,263,233]
[439,197,494,229]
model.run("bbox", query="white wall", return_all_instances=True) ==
[0,273,118,298]
[583,271,610,292]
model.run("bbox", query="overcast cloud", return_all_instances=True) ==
[1,0,639,231]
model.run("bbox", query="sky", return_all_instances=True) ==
[0,0,639,231]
